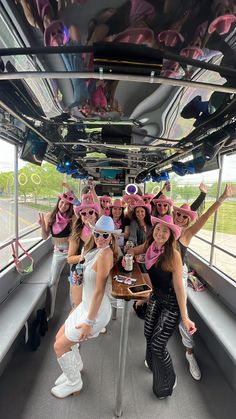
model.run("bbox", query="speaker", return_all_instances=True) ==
[101,125,132,144]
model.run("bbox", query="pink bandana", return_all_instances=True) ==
[113,219,122,229]
[82,224,92,240]
[104,208,110,216]
[145,242,164,270]
[52,212,70,235]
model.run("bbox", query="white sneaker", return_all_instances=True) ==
[173,376,177,390]
[185,352,201,380]
[144,360,152,371]
[100,327,107,334]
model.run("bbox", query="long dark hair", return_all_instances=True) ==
[144,225,177,271]
[48,198,74,226]
[70,212,98,242]
[133,207,152,227]
[111,207,126,229]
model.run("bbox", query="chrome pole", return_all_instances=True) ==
[115,299,130,417]
[209,155,225,266]
[0,71,236,94]
[14,144,19,257]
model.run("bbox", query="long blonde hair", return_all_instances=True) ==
[84,234,119,263]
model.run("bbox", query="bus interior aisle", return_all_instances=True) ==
[0,268,235,419]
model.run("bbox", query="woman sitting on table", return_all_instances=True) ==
[67,199,99,308]
[128,215,196,399]
[51,216,121,399]
[128,200,152,246]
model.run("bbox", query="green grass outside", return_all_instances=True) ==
[198,201,236,235]
[21,202,52,212]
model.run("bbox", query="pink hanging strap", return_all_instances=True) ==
[11,240,34,274]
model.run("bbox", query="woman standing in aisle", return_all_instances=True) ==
[51,216,121,398]
[173,183,234,381]
[38,190,76,319]
[127,215,196,398]
[67,199,99,308]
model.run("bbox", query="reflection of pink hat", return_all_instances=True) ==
[151,215,181,240]
[208,14,236,35]
[132,200,151,214]
[173,204,198,221]
[44,20,69,46]
[58,191,76,204]
[73,200,100,217]
[110,199,125,208]
[122,194,142,204]
[142,193,155,201]
[153,194,173,207]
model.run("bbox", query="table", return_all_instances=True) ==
[111,262,150,417]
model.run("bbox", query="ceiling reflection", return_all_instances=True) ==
[0,0,236,180]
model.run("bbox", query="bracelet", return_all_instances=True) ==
[217,197,224,203]
[84,318,95,326]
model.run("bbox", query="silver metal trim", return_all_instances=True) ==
[0,72,235,94]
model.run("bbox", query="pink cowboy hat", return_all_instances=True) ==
[73,200,100,217]
[142,193,155,201]
[153,194,174,207]
[173,204,198,221]
[151,215,181,240]
[110,199,125,208]
[44,20,70,46]
[58,191,76,204]
[122,194,142,204]
[99,195,112,203]
[132,200,151,214]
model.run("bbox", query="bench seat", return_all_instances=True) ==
[187,287,236,391]
[0,283,47,363]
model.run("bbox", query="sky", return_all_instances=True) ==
[1,140,236,185]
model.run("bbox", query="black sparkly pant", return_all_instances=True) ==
[144,292,180,398]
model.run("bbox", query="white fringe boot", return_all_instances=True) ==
[51,350,83,398]
[54,344,83,386]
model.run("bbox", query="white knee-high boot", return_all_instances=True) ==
[51,350,83,398]
[54,344,83,386]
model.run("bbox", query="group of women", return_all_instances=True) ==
[38,180,234,400]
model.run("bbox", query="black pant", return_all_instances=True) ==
[144,292,180,398]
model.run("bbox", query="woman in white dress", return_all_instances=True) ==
[51,216,121,398]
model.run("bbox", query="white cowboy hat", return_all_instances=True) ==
[89,215,122,235]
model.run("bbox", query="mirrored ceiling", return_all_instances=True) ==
[1,0,236,181]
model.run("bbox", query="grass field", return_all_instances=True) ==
[21,202,52,212]
[199,201,236,235]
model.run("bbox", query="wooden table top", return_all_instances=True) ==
[111,261,150,300]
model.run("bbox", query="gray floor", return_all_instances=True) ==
[0,270,236,419]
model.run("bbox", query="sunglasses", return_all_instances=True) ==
[93,231,111,239]
[176,211,189,220]
[62,193,74,201]
[157,203,168,208]
[101,200,110,203]
[143,198,150,202]
[80,210,95,216]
